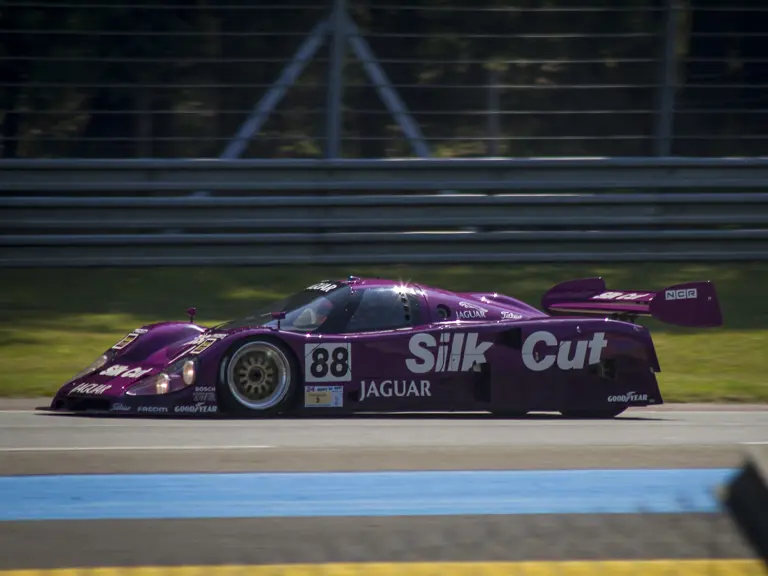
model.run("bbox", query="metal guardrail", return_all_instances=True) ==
[2,159,768,266]
[2,158,768,191]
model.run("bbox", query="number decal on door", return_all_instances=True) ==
[304,343,351,382]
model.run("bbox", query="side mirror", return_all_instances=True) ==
[271,311,286,330]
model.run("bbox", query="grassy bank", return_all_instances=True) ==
[0,263,766,402]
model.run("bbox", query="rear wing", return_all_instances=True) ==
[541,277,723,328]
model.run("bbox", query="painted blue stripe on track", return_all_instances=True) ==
[0,469,736,521]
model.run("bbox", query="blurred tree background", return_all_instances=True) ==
[0,0,765,159]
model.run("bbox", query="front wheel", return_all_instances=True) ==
[219,338,298,417]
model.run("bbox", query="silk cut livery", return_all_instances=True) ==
[521,331,608,372]
[49,275,723,419]
[406,333,492,373]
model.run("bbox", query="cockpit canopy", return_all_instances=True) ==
[214,280,424,334]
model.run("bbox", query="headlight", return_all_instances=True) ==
[68,351,114,383]
[127,373,170,396]
[154,373,170,394]
[182,360,196,386]
[126,356,195,396]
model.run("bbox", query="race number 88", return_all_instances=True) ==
[310,348,347,378]
[304,343,352,382]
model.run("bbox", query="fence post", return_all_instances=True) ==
[220,19,329,160]
[655,0,679,157]
[326,0,346,158]
[487,68,501,157]
[345,14,431,158]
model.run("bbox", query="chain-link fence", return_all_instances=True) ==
[2,0,766,159]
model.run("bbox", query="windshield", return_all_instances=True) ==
[212,281,351,333]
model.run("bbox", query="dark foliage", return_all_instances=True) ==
[0,0,766,158]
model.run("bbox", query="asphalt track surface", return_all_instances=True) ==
[0,402,766,571]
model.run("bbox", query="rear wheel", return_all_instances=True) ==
[219,338,299,417]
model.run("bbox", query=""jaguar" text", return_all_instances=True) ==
[360,380,431,401]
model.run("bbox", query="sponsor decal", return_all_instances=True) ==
[137,406,169,413]
[188,333,227,355]
[406,332,491,374]
[110,403,131,412]
[501,311,523,320]
[99,364,129,377]
[69,383,111,395]
[665,288,697,301]
[174,403,217,414]
[122,367,152,379]
[304,343,351,382]
[304,385,344,408]
[98,365,153,379]
[592,291,650,301]
[522,331,608,372]
[456,301,487,320]
[191,386,216,402]
[188,334,227,345]
[607,392,648,403]
[360,380,431,402]
[306,281,339,293]
[112,329,147,350]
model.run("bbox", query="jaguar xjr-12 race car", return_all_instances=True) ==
[49,276,722,418]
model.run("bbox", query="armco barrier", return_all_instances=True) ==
[2,157,768,192]
[1,158,768,266]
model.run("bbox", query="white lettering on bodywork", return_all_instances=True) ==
[521,331,608,371]
[360,380,431,401]
[592,292,650,301]
[70,383,111,395]
[406,333,492,374]
[99,365,152,379]
[607,392,648,403]
[456,301,487,320]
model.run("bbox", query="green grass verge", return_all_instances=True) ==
[0,263,766,402]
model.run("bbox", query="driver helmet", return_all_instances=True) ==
[294,298,333,328]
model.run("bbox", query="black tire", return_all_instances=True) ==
[217,337,300,417]
[560,407,627,419]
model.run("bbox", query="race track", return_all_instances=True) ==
[1,403,766,474]
[1,402,766,573]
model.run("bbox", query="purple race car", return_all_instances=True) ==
[49,276,722,418]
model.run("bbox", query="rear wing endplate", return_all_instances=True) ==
[541,277,723,328]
